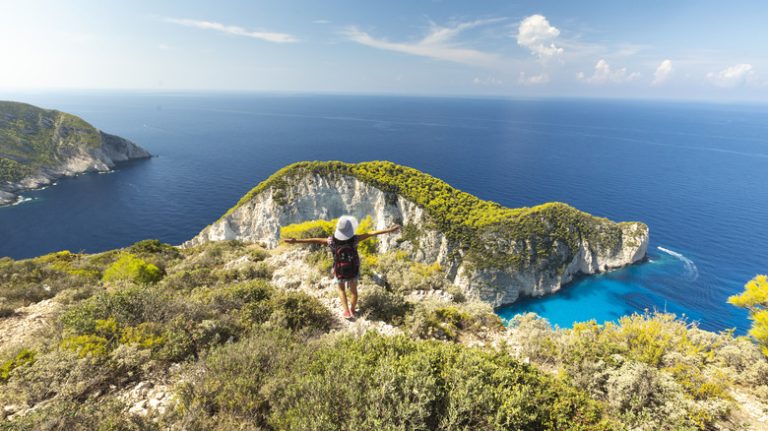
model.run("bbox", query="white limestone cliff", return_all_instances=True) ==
[0,132,150,205]
[185,172,648,307]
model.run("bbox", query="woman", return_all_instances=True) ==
[283,215,400,319]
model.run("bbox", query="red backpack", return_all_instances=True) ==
[332,237,360,279]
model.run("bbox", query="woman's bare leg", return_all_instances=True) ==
[348,280,358,315]
[336,281,350,314]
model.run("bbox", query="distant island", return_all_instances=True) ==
[0,101,150,206]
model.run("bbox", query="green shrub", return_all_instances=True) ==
[509,313,739,430]
[0,349,36,382]
[60,285,178,334]
[177,328,302,428]
[195,280,274,314]
[155,317,239,363]
[2,397,160,431]
[729,274,768,357]
[265,332,610,431]
[161,268,216,290]
[371,252,448,293]
[119,322,165,350]
[407,304,472,341]
[269,291,334,333]
[102,253,163,285]
[128,239,181,259]
[358,286,410,325]
[60,334,110,358]
[211,261,273,283]
[248,247,270,262]
[280,218,336,239]
[0,257,90,309]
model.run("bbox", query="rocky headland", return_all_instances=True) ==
[187,161,649,306]
[0,101,151,206]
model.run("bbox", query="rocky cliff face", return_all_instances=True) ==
[186,163,649,307]
[0,101,151,205]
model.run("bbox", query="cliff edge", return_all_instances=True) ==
[186,161,648,306]
[0,101,151,205]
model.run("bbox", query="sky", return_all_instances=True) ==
[1,0,767,101]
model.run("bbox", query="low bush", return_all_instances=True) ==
[0,349,36,382]
[357,286,410,325]
[102,253,163,285]
[505,312,742,430]
[729,274,768,357]
[177,328,302,429]
[265,332,610,431]
[268,291,334,333]
[211,261,273,283]
[280,219,336,239]
[2,397,160,431]
[161,268,216,290]
[60,285,177,335]
[0,257,92,309]
[128,239,181,260]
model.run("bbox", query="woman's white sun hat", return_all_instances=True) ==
[334,215,358,241]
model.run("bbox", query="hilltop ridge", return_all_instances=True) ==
[188,161,649,306]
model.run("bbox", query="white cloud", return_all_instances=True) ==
[706,63,755,88]
[342,19,504,67]
[518,72,550,85]
[163,17,297,43]
[313,19,331,25]
[652,59,673,86]
[516,15,563,59]
[579,59,640,84]
[473,76,503,86]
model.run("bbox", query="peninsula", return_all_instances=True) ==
[0,101,151,206]
[188,161,649,306]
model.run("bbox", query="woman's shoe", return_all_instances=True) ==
[342,310,353,320]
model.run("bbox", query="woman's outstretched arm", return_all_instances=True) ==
[283,237,328,245]
[357,224,401,241]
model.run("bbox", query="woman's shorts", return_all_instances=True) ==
[334,276,359,284]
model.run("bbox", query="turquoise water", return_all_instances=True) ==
[0,93,766,333]
[497,249,704,327]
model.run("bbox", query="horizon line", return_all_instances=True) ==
[1,88,766,106]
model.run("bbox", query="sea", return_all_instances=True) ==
[1,92,766,333]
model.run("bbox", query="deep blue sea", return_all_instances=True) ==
[1,92,766,333]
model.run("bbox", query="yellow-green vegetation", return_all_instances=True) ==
[282,215,380,277]
[279,218,337,239]
[0,101,102,179]
[368,251,449,293]
[729,274,768,357]
[1,239,766,430]
[280,215,378,254]
[102,253,163,285]
[177,330,613,431]
[0,349,36,382]
[507,311,768,430]
[0,250,105,311]
[225,161,645,270]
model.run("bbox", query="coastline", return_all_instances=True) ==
[0,155,153,208]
